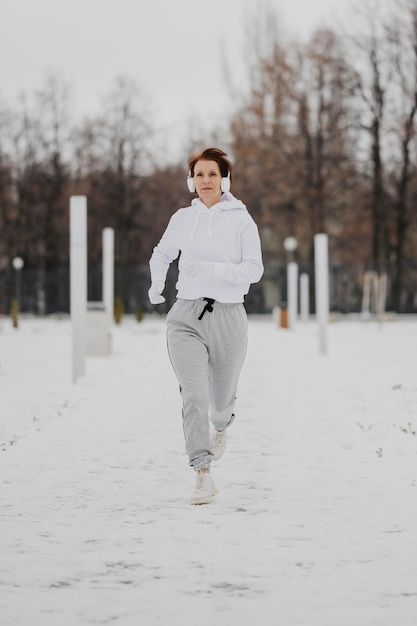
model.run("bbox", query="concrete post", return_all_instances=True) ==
[70,196,87,383]
[287,261,298,330]
[103,228,114,331]
[300,273,310,322]
[314,234,329,355]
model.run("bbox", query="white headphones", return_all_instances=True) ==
[187,172,231,194]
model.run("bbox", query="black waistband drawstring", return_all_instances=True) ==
[198,298,215,320]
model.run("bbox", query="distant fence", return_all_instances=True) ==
[0,263,416,316]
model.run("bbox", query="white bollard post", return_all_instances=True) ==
[103,228,114,331]
[300,273,310,322]
[361,271,372,319]
[376,272,387,322]
[70,196,87,383]
[314,234,329,355]
[287,261,298,330]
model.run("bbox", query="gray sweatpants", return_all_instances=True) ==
[166,298,248,471]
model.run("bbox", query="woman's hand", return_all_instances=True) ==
[148,281,166,304]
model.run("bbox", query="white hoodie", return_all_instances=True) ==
[149,192,264,303]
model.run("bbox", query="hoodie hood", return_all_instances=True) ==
[189,192,248,240]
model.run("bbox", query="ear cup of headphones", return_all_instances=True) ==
[221,175,231,193]
[187,177,195,193]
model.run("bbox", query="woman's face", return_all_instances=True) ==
[193,159,222,207]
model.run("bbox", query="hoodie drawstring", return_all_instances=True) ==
[198,298,215,320]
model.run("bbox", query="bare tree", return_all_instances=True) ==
[229,4,295,264]
[71,76,155,305]
[291,29,361,255]
[385,0,417,310]
[348,1,394,273]
[6,73,72,311]
[229,12,360,265]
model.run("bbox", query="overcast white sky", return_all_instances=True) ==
[0,0,354,161]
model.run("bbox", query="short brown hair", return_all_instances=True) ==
[188,147,233,182]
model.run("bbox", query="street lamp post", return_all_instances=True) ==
[283,237,298,262]
[11,257,24,329]
[283,237,298,330]
[12,256,24,309]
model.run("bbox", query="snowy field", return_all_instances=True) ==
[1,313,416,626]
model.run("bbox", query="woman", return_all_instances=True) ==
[148,147,263,505]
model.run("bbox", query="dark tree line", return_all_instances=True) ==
[0,0,416,315]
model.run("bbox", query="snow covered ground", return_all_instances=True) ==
[1,313,416,625]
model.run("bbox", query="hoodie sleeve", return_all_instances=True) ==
[149,215,180,282]
[213,219,264,285]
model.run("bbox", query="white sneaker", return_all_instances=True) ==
[211,429,227,461]
[191,471,218,505]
